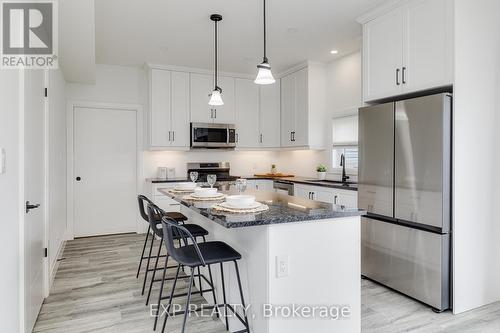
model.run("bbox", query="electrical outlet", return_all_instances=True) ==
[0,148,5,174]
[276,255,289,278]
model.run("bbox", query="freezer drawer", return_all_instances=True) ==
[361,217,450,310]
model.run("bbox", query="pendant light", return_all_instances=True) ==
[254,0,275,85]
[209,14,224,106]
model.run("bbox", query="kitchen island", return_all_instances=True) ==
[158,188,365,333]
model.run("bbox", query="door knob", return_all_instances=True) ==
[76,177,81,181]
[26,201,40,213]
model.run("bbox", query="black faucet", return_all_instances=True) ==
[340,153,350,184]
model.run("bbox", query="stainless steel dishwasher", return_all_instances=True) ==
[273,180,294,196]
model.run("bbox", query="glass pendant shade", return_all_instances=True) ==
[208,89,224,106]
[254,61,275,85]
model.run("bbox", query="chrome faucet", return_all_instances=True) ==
[340,153,350,184]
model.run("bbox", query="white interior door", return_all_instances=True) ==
[74,107,137,237]
[24,69,46,332]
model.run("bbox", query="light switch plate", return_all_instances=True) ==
[276,255,289,278]
[0,148,5,174]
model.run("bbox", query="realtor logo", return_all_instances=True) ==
[1,0,58,68]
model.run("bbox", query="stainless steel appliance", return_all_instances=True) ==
[273,180,294,196]
[358,93,452,311]
[190,123,236,149]
[186,162,238,190]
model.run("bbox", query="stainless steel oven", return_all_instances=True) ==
[190,123,236,149]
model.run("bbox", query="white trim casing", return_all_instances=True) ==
[66,101,144,240]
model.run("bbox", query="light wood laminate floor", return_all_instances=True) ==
[34,234,500,333]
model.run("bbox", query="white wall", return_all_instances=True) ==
[145,150,280,179]
[0,70,22,332]
[48,69,67,276]
[66,64,146,105]
[453,0,500,314]
[279,52,362,179]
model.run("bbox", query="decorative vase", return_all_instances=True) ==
[271,165,277,174]
[317,172,326,180]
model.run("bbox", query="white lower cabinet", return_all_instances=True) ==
[150,183,181,212]
[294,183,358,208]
[247,179,274,191]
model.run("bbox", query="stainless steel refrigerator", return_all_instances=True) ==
[358,93,452,311]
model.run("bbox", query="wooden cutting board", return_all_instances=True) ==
[253,173,295,178]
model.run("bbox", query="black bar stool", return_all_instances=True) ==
[159,215,250,333]
[137,195,188,281]
[147,204,211,330]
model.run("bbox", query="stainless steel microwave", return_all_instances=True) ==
[190,123,236,149]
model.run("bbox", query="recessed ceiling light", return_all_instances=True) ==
[330,50,338,55]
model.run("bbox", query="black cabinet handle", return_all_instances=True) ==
[396,68,400,85]
[26,201,40,213]
[168,131,171,141]
[172,131,175,142]
[402,67,406,84]
[76,177,81,181]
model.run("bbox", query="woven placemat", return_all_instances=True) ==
[182,194,226,201]
[211,203,269,214]
[168,188,197,194]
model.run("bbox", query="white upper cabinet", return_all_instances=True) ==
[280,64,326,149]
[149,69,190,149]
[361,0,453,102]
[235,79,281,149]
[235,79,260,148]
[214,76,235,124]
[280,72,296,147]
[150,69,171,147]
[190,73,212,123]
[190,73,235,124]
[403,0,454,92]
[259,81,281,148]
[363,8,404,101]
[170,71,190,147]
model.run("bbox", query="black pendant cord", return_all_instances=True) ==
[214,19,218,90]
[263,0,267,62]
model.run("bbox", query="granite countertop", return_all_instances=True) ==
[242,175,358,191]
[146,177,190,183]
[158,188,365,229]
[147,176,358,191]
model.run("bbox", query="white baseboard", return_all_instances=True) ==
[49,239,67,292]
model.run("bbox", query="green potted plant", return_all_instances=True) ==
[316,164,327,180]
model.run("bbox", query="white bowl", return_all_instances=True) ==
[193,187,218,197]
[225,195,256,208]
[175,182,197,190]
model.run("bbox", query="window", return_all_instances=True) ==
[332,147,359,170]
[331,115,358,173]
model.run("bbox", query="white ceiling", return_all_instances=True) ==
[95,0,391,74]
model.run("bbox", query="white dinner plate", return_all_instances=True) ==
[191,192,225,199]
[193,187,219,197]
[219,201,263,210]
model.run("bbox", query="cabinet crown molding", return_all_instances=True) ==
[357,0,412,24]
